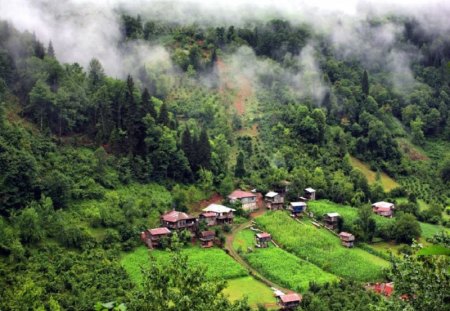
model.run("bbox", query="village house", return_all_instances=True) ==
[304,187,316,200]
[199,230,215,248]
[339,231,355,248]
[161,210,197,231]
[228,189,258,211]
[277,293,302,310]
[372,201,395,217]
[264,191,284,210]
[323,212,340,230]
[140,227,171,249]
[255,232,271,248]
[288,202,307,217]
[370,282,394,297]
[200,204,235,226]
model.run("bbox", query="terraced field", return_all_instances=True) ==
[255,212,390,281]
[121,246,276,308]
[349,156,399,191]
[234,229,338,292]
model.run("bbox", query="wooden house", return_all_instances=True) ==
[371,282,394,297]
[255,232,272,248]
[339,231,355,248]
[289,202,307,217]
[228,189,258,211]
[304,187,316,200]
[199,230,215,248]
[200,204,235,225]
[277,293,302,310]
[323,212,340,230]
[265,191,284,210]
[161,210,197,231]
[372,201,395,217]
[140,227,171,249]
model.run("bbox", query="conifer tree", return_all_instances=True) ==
[235,151,246,178]
[141,88,157,119]
[158,102,170,126]
[181,127,194,169]
[197,128,211,170]
[362,70,369,96]
[47,41,55,58]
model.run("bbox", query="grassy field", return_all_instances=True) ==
[255,212,389,281]
[420,222,450,239]
[121,246,248,285]
[349,156,399,191]
[223,276,277,308]
[122,245,276,308]
[308,200,394,232]
[234,229,338,292]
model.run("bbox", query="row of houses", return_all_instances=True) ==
[141,203,237,249]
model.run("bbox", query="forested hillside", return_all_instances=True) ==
[0,1,449,310]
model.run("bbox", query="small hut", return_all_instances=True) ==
[289,202,307,217]
[199,230,215,248]
[372,202,395,217]
[265,191,284,210]
[255,232,271,248]
[339,232,355,248]
[304,187,316,200]
[140,227,171,249]
[323,212,340,230]
[277,293,302,309]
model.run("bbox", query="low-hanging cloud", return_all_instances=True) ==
[0,0,449,99]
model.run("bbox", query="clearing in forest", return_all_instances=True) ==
[121,246,276,308]
[255,212,390,282]
[349,156,399,191]
[234,229,338,292]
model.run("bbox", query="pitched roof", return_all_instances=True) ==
[265,191,279,198]
[372,201,394,209]
[202,204,235,213]
[376,207,393,212]
[162,210,195,222]
[291,202,307,207]
[326,212,340,217]
[339,232,354,238]
[256,232,271,239]
[228,189,256,199]
[200,212,217,218]
[149,227,171,235]
[200,230,215,238]
[280,293,302,303]
[305,187,316,193]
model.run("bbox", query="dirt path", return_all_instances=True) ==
[224,207,292,299]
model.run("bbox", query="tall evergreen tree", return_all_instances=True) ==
[158,102,170,126]
[141,88,157,119]
[197,128,211,170]
[362,70,369,96]
[234,151,246,178]
[181,127,194,169]
[47,41,55,58]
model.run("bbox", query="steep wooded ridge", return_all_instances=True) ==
[0,6,449,311]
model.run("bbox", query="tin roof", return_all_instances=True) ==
[290,202,307,207]
[149,227,171,235]
[280,293,301,303]
[305,187,316,193]
[162,210,195,222]
[228,190,256,199]
[256,232,271,239]
[265,191,279,198]
[203,204,235,213]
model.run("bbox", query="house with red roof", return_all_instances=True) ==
[255,232,272,248]
[372,201,395,217]
[140,227,171,249]
[228,189,257,211]
[161,210,197,231]
[277,293,302,309]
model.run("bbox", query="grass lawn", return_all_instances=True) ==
[370,241,405,257]
[121,246,248,285]
[223,276,277,308]
[234,229,338,292]
[349,156,399,191]
[419,222,450,239]
[255,212,390,282]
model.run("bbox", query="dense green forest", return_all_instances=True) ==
[0,2,449,310]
